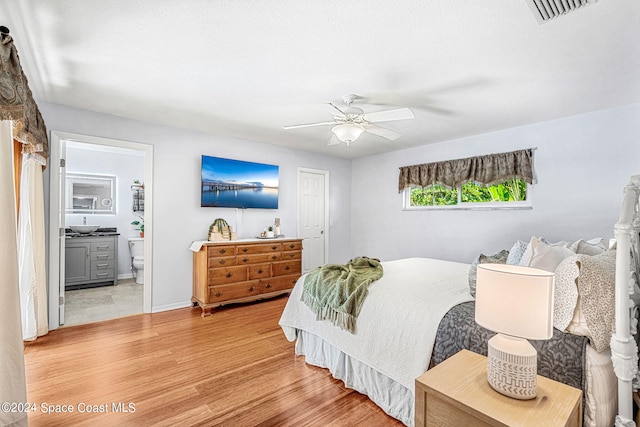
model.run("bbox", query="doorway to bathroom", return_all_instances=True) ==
[48,131,153,329]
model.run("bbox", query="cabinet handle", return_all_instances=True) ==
[96,272,109,277]
[214,291,222,297]
[248,286,255,292]
[271,255,277,260]
[284,266,290,270]
[271,246,277,250]
[219,249,227,254]
[242,258,249,263]
[96,245,109,250]
[258,269,264,274]
[265,283,272,289]
[96,254,108,259]
[219,259,226,265]
[289,244,295,249]
[97,263,109,268]
[242,248,248,253]
[225,273,232,278]
[288,253,295,258]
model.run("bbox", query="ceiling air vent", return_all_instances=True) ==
[525,0,598,24]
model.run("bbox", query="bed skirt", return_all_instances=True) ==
[294,330,414,426]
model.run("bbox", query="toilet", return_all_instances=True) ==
[128,237,144,284]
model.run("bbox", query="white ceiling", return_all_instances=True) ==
[3,0,639,159]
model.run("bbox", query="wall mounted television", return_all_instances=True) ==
[201,155,279,209]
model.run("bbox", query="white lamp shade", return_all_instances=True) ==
[331,123,365,143]
[475,263,554,340]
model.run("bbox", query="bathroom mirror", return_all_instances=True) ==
[66,173,116,214]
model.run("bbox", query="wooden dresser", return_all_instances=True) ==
[192,238,303,316]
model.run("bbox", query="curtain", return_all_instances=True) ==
[398,148,534,192]
[0,28,48,426]
[19,155,48,340]
[0,121,27,427]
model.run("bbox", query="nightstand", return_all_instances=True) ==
[415,350,582,427]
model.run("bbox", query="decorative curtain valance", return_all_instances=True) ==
[398,148,534,193]
[0,28,48,166]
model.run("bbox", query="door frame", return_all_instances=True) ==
[48,131,153,330]
[296,167,330,270]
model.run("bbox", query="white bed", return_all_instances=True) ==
[279,174,640,427]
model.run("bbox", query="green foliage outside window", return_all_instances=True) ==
[410,178,527,207]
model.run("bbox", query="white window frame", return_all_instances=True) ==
[402,183,533,211]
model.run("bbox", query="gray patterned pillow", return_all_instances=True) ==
[506,240,528,265]
[468,249,509,297]
[553,255,580,331]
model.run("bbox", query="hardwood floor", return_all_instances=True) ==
[24,295,404,426]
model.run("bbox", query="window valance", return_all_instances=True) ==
[398,148,533,192]
[0,29,48,165]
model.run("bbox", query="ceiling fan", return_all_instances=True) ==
[283,94,415,146]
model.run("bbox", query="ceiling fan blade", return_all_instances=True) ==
[283,120,337,130]
[363,108,415,123]
[327,135,342,146]
[325,102,347,117]
[364,124,401,141]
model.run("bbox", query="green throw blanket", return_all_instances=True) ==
[301,257,384,332]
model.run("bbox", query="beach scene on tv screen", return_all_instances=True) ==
[201,155,279,209]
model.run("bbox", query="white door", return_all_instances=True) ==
[297,168,328,272]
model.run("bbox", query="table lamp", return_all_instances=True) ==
[475,263,554,400]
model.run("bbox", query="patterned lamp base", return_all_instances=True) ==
[487,334,538,400]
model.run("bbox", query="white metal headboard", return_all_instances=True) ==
[612,175,640,427]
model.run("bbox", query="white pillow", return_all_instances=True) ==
[553,255,580,331]
[525,237,575,272]
[570,238,608,256]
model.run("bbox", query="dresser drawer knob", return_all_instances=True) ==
[289,244,295,249]
[258,269,264,274]
[219,259,226,265]
[242,248,248,252]
[284,265,290,270]
[242,258,249,263]
[288,254,294,258]
[226,273,232,278]
[214,291,222,297]
[219,249,227,254]
[271,246,277,250]
[248,286,255,292]
[271,255,277,260]
[265,283,272,289]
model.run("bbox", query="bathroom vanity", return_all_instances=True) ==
[65,228,119,289]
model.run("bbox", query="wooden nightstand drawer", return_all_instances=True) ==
[281,250,301,260]
[248,263,271,279]
[208,256,236,267]
[415,350,582,427]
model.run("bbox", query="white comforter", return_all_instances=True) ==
[279,257,474,391]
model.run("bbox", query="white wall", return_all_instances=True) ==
[65,144,145,278]
[40,102,352,312]
[351,102,640,264]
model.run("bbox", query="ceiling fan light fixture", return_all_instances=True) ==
[331,123,365,144]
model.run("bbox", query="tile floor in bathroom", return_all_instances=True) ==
[63,278,143,326]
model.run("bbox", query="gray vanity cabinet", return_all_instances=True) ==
[65,235,118,289]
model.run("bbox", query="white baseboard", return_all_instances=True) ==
[152,301,193,313]
[118,273,135,280]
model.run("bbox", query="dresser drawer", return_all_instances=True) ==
[91,260,115,271]
[208,280,261,302]
[282,241,302,251]
[261,274,299,293]
[208,265,248,285]
[248,263,271,280]
[208,256,236,267]
[272,260,301,277]
[281,250,301,261]
[207,245,236,257]
[237,253,281,265]
[237,243,282,254]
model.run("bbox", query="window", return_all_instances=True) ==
[404,178,531,210]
